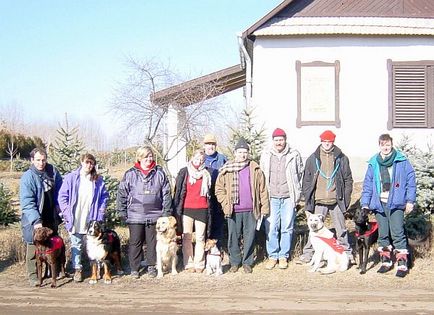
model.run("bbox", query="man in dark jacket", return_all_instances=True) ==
[297,130,353,263]
[20,147,63,286]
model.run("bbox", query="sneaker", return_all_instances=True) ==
[295,255,311,264]
[243,265,252,274]
[147,266,157,278]
[377,264,393,274]
[73,269,83,283]
[265,259,277,270]
[229,265,239,273]
[396,268,408,278]
[278,258,288,269]
[130,271,140,279]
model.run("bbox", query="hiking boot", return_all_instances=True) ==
[278,258,288,269]
[130,271,140,279]
[243,265,252,274]
[377,246,393,274]
[73,269,83,283]
[395,249,409,278]
[229,265,239,273]
[147,266,157,278]
[295,255,311,265]
[265,259,277,270]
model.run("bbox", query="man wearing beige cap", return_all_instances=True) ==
[203,134,227,246]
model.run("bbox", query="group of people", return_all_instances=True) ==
[20,129,416,286]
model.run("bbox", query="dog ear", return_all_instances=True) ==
[318,214,325,222]
[168,216,177,228]
[44,227,54,238]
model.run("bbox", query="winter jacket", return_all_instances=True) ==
[303,145,353,213]
[57,167,109,232]
[215,160,270,220]
[173,166,213,236]
[20,163,63,243]
[117,165,172,224]
[260,145,304,203]
[361,150,416,213]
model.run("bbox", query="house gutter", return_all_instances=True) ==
[237,33,252,107]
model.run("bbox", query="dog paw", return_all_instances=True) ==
[89,279,97,285]
[157,274,163,279]
[171,271,178,275]
[104,279,112,284]
[308,268,317,273]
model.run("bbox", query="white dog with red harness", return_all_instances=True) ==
[307,213,349,274]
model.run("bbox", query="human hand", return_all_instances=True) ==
[405,203,414,214]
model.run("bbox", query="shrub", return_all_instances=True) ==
[0,182,19,226]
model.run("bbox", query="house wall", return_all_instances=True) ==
[251,36,434,181]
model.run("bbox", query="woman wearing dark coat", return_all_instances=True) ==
[173,149,215,273]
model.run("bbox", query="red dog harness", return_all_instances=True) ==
[355,222,379,238]
[35,236,64,256]
[316,236,345,254]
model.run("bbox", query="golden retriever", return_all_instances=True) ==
[156,216,178,278]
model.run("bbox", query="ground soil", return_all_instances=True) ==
[0,247,433,314]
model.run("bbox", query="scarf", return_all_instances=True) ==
[376,148,397,192]
[219,159,250,204]
[186,161,211,197]
[30,164,54,193]
[316,147,339,191]
[134,161,156,176]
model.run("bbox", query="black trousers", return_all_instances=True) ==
[128,223,157,272]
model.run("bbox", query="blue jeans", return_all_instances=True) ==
[265,197,296,260]
[227,211,256,267]
[375,204,406,250]
[70,233,85,270]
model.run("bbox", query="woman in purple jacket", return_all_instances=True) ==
[58,153,109,282]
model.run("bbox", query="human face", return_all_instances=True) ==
[31,152,47,171]
[140,153,154,169]
[379,140,393,157]
[234,148,249,162]
[191,153,204,167]
[81,159,95,174]
[273,136,286,153]
[203,143,216,155]
[321,140,334,151]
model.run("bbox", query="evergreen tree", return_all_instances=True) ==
[50,119,84,175]
[228,105,266,163]
[0,182,19,226]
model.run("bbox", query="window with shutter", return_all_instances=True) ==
[388,60,434,129]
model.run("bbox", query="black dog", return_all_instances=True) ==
[354,208,378,274]
[85,221,123,284]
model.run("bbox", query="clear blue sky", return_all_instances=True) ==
[0,0,282,141]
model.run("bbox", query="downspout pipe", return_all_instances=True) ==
[237,33,252,107]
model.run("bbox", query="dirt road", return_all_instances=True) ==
[1,260,433,314]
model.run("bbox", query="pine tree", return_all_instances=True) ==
[228,105,266,163]
[0,182,19,226]
[50,117,84,175]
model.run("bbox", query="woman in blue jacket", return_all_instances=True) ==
[361,134,416,277]
[58,153,109,282]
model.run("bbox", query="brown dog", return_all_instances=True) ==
[33,227,66,288]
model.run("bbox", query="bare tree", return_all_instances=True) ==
[6,136,19,172]
[110,57,226,174]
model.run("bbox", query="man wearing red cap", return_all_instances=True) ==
[297,130,354,264]
[260,128,304,269]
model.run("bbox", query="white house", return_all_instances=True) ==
[154,0,434,181]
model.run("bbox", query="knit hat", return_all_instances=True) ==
[272,128,286,138]
[234,138,250,151]
[203,133,217,144]
[320,130,336,142]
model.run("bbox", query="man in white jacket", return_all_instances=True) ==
[260,128,304,269]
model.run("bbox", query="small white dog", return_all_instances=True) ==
[204,239,223,276]
[156,216,179,278]
[307,213,349,274]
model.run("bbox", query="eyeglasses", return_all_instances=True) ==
[84,160,95,166]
